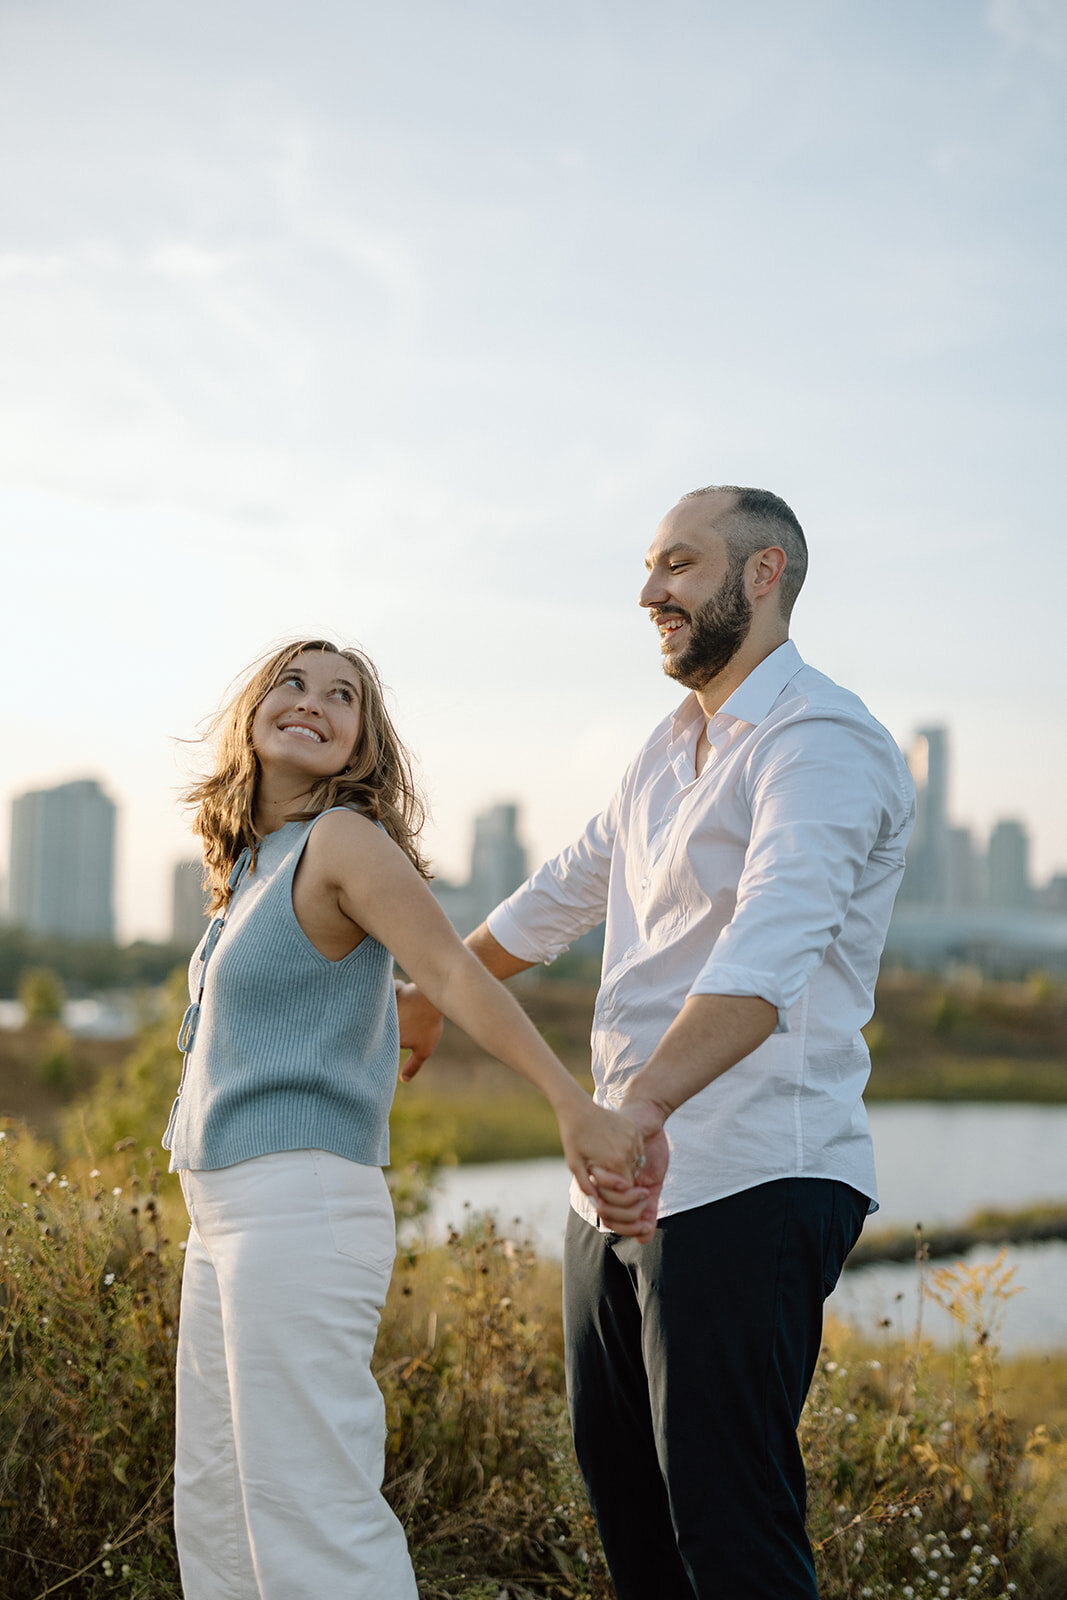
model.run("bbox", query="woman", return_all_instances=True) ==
[163,638,646,1600]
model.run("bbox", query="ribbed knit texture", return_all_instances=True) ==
[163,811,399,1172]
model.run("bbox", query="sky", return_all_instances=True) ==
[1,0,1065,941]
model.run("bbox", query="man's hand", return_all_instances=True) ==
[589,1097,668,1244]
[395,982,444,1081]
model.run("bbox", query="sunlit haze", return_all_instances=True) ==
[2,0,1065,940]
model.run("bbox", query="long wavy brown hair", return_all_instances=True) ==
[185,639,430,911]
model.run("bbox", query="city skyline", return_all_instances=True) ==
[4,721,1065,945]
[2,3,1065,941]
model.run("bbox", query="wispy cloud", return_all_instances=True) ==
[986,0,1067,60]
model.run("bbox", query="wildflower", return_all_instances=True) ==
[46,1171,56,1183]
[59,1178,69,1188]
[989,1555,1000,1567]
[825,1361,838,1372]
[867,1358,881,1369]
[961,1527,972,1539]
[102,1560,113,1576]
[0,1130,6,1140]
[911,1545,926,1561]
[112,1187,122,1197]
[903,1588,914,1597]
[104,1273,115,1286]
[90,1168,100,1177]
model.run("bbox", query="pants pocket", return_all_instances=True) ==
[822,1182,869,1297]
[310,1151,396,1274]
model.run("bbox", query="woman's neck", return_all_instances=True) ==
[253,776,315,837]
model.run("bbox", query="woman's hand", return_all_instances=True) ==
[588,1098,668,1244]
[557,1098,644,1207]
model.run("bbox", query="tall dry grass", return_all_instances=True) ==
[2,1118,1065,1599]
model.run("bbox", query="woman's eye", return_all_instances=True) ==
[279,673,302,689]
[331,688,353,703]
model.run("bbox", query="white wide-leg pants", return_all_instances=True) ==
[174,1150,418,1600]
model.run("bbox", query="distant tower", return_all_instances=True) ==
[9,778,117,940]
[172,859,211,949]
[986,819,1030,909]
[900,727,950,906]
[947,824,982,909]
[470,803,528,917]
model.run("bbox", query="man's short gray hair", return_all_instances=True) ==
[682,485,808,619]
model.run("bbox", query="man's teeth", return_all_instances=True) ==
[659,617,685,634]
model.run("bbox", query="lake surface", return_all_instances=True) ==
[413,1103,1067,1352]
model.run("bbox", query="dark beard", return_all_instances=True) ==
[663,561,752,689]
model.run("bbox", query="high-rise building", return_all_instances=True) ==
[172,858,211,949]
[987,819,1030,909]
[9,778,117,941]
[470,803,528,914]
[899,726,950,906]
[947,824,983,909]
[431,802,530,937]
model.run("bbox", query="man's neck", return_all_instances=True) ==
[693,631,789,721]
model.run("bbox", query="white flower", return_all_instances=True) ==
[104,1273,115,1286]
[89,1168,100,1178]
[112,1187,122,1197]
[58,1179,69,1189]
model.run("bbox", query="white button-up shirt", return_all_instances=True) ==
[488,640,915,1223]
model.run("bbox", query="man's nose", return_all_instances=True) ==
[639,571,666,608]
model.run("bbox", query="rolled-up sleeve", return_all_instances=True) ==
[487,787,621,964]
[688,714,913,1029]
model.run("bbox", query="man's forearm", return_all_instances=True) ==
[465,921,536,981]
[620,993,777,1123]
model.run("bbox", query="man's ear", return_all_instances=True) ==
[750,545,787,600]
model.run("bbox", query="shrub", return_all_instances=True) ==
[0,1131,181,1600]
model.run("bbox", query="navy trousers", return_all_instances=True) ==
[563,1177,868,1600]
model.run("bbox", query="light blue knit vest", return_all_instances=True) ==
[163,810,399,1171]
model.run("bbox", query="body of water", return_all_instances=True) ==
[412,1103,1067,1352]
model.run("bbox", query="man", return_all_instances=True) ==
[399,485,914,1599]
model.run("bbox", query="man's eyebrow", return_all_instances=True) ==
[645,542,701,570]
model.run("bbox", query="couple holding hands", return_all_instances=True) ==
[164,485,913,1600]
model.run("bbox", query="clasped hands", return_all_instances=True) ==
[395,981,667,1243]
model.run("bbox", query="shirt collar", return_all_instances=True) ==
[716,638,805,726]
[669,639,806,743]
